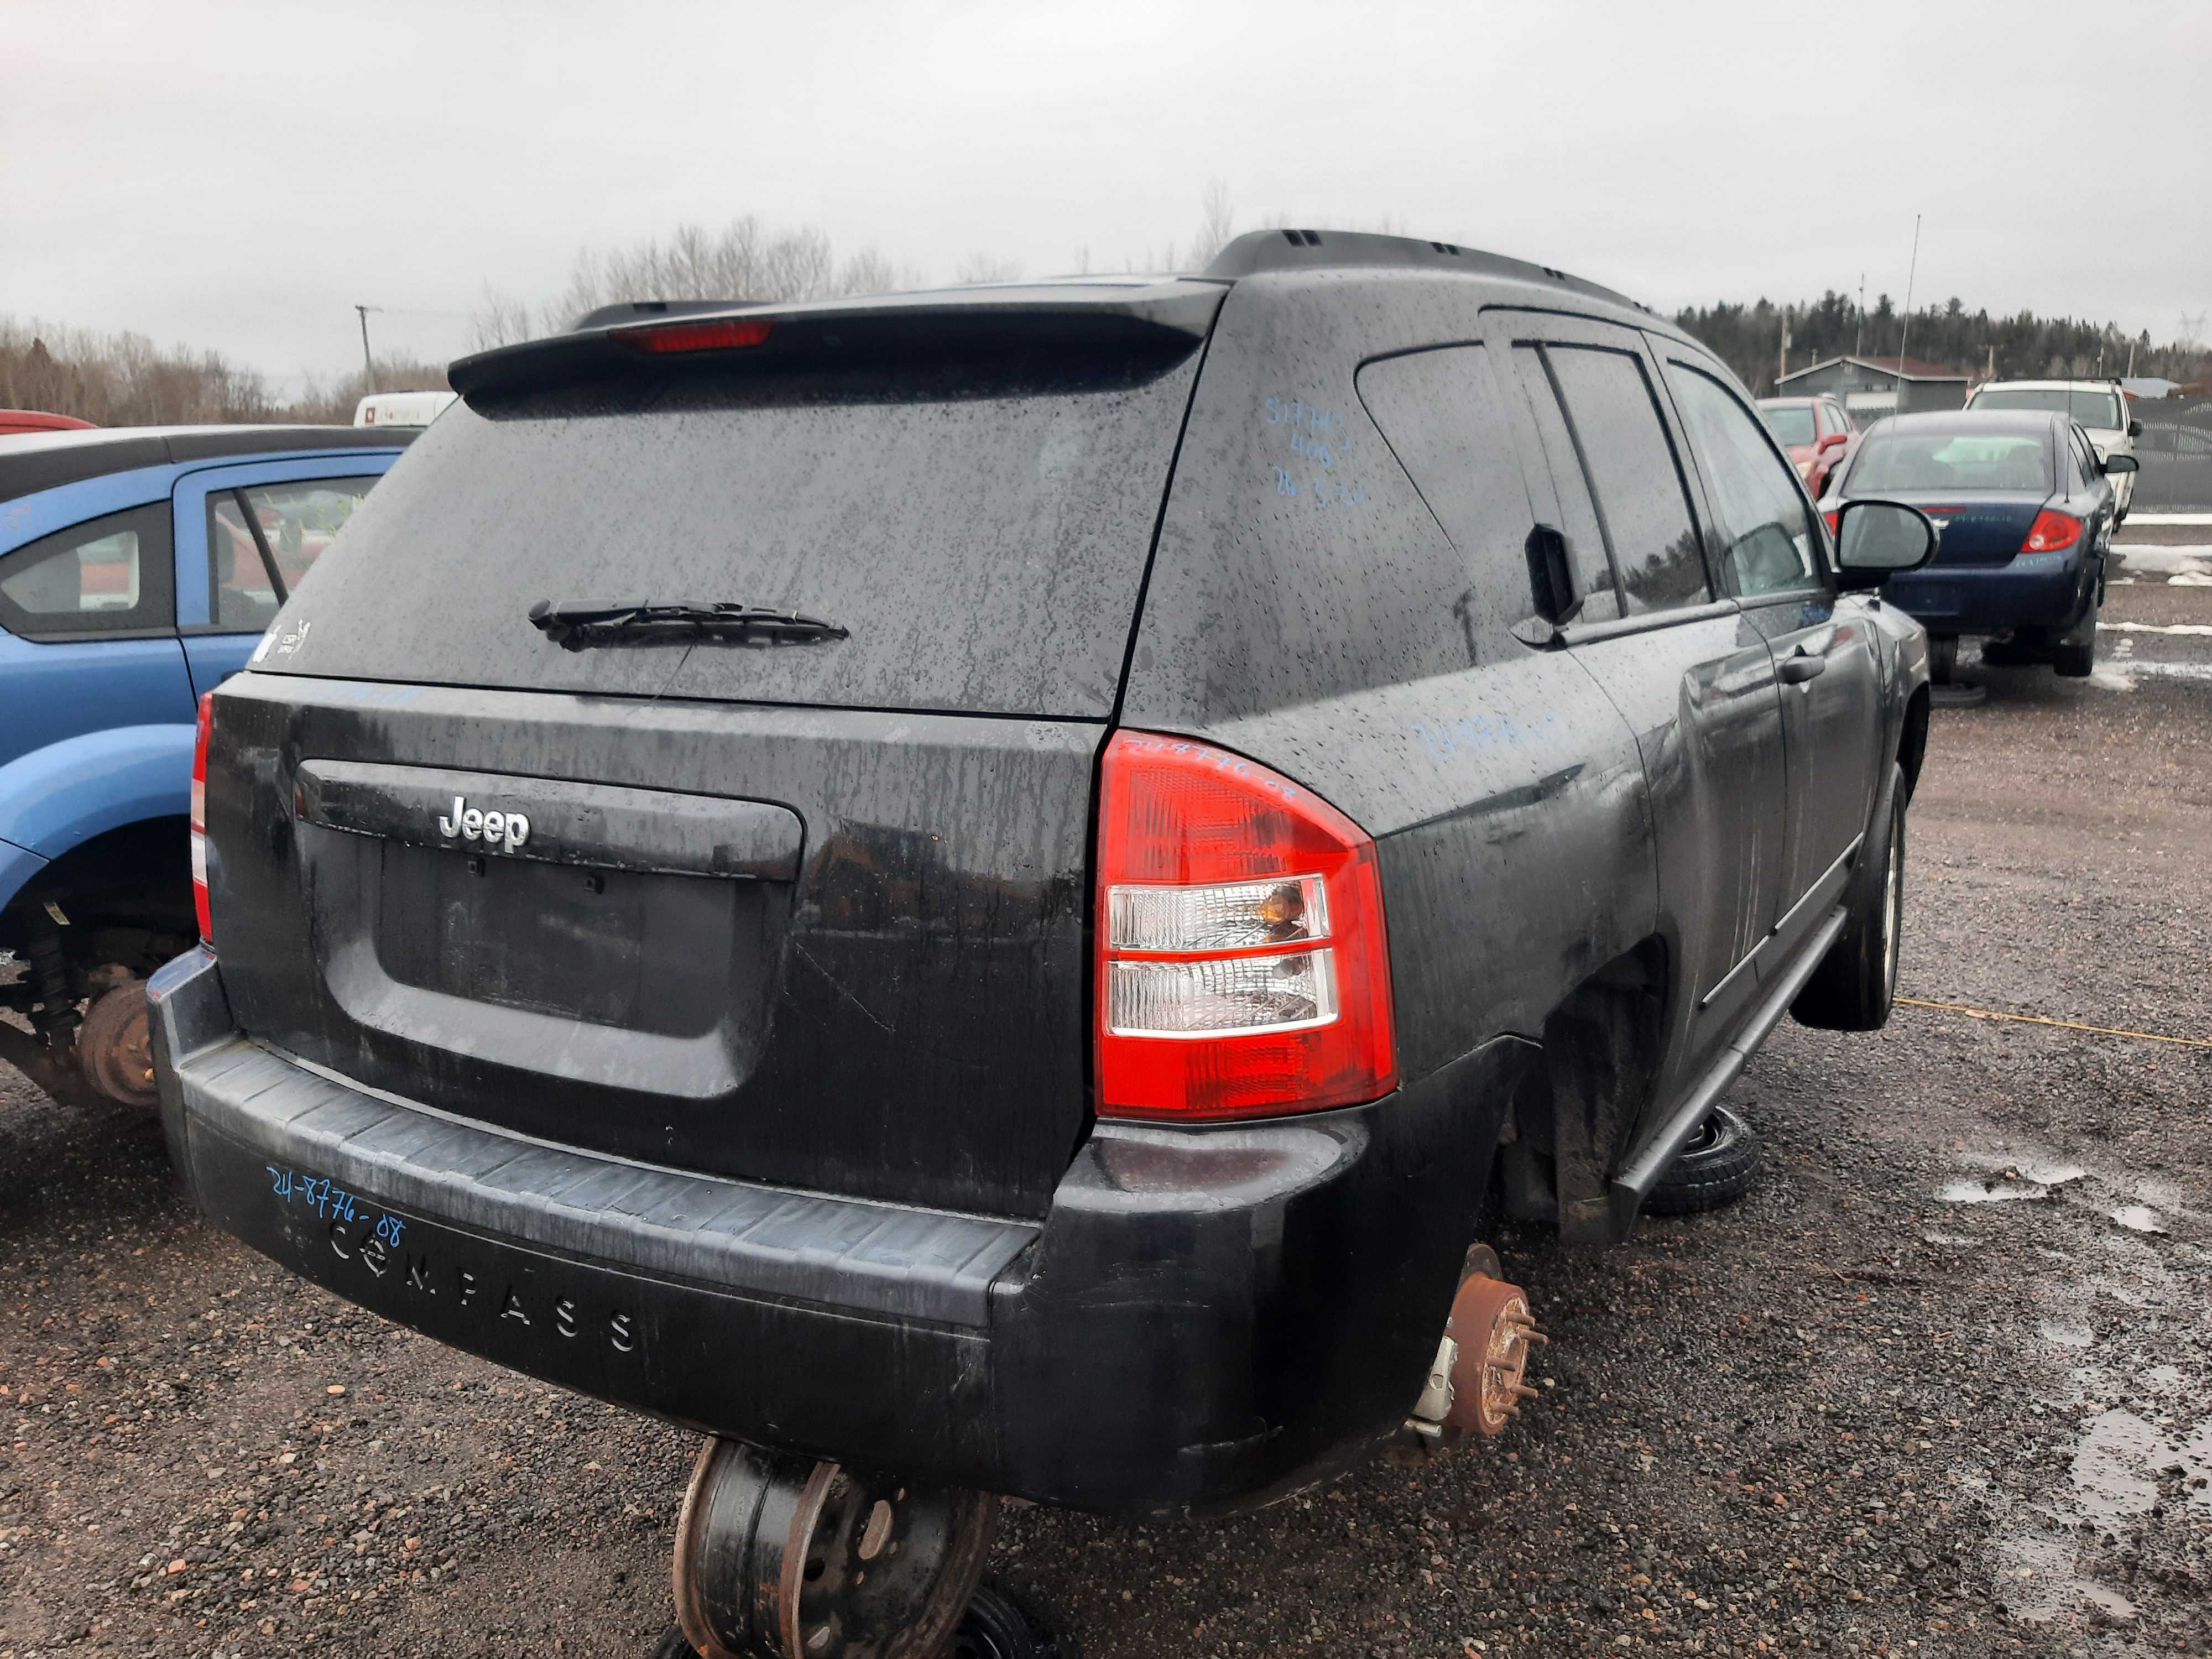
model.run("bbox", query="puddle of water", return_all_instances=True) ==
[2071,1411,2165,1526]
[1936,1176,2051,1204]
[2038,1321,2095,1348]
[1921,1230,1979,1246]
[2110,1204,2169,1234]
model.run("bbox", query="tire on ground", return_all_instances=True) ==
[2054,588,2099,679]
[1643,1103,1761,1215]
[1791,762,1906,1032]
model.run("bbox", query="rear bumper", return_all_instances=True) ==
[1881,549,2098,636]
[150,946,1526,1516]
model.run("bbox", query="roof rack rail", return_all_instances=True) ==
[1201,228,1646,314]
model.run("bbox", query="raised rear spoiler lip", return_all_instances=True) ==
[448,283,1226,403]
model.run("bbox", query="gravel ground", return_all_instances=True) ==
[4,605,2209,1659]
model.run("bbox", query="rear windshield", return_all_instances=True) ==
[1848,430,2052,493]
[1970,387,2124,429]
[252,352,1203,718]
[1758,404,1817,445]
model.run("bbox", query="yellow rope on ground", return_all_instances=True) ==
[1894,996,2212,1050]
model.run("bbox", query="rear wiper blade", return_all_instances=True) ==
[528,599,849,651]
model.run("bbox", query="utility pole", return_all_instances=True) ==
[1779,311,1791,389]
[1855,273,1865,359]
[355,305,380,393]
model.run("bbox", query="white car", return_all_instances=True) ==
[1964,379,2141,517]
[352,389,458,429]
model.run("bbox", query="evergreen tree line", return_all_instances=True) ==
[1675,291,2212,398]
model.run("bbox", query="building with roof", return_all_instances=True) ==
[1775,354,1970,421]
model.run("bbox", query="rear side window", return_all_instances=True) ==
[1540,346,1711,613]
[208,477,378,631]
[1506,347,1621,624]
[1356,346,1537,662]
[254,356,1205,718]
[1664,363,1821,597]
[0,504,175,641]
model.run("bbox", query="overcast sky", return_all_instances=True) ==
[6,0,2207,389]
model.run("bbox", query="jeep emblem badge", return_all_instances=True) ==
[436,794,531,853]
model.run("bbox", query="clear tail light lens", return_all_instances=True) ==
[191,691,213,945]
[1095,731,1396,1121]
[2023,509,2083,552]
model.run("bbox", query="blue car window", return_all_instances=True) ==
[0,504,175,642]
[210,476,378,632]
[1849,431,2052,494]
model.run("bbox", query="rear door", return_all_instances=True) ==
[1493,314,1790,1078]
[0,503,195,846]
[172,455,399,697]
[1658,352,1881,946]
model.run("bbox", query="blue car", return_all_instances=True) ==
[1,424,411,1104]
[1821,409,2136,682]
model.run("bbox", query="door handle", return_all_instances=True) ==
[1778,654,1827,685]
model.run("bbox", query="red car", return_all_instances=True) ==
[1755,394,1855,497]
[0,409,96,436]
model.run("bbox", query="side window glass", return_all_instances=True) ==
[210,476,377,632]
[1357,345,1538,660]
[1506,346,1621,624]
[1663,362,1821,598]
[210,493,280,630]
[0,504,175,641]
[1542,345,1711,613]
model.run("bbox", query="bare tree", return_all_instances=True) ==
[954,254,1026,285]
[1,313,445,426]
[468,285,539,352]
[1187,180,1236,270]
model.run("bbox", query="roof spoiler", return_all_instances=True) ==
[449,286,1222,404]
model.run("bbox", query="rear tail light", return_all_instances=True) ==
[2023,509,2082,552]
[190,691,213,945]
[1095,731,1396,1121]
[1822,508,1841,536]
[607,317,773,354]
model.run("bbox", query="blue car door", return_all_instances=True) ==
[0,500,196,861]
[173,454,400,697]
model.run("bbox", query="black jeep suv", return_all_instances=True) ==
[152,231,1936,1655]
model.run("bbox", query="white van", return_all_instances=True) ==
[1964,380,2141,517]
[352,389,458,429]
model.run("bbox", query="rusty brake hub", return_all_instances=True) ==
[1406,1246,1545,1444]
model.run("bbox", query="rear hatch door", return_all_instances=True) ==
[205,285,1220,1218]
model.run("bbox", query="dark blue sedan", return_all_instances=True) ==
[1820,409,2137,680]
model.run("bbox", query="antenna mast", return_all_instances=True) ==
[1893,218,1921,409]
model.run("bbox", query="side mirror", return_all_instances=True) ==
[2102,452,2140,474]
[1817,431,1849,452]
[2128,418,2143,437]
[1833,499,1938,589]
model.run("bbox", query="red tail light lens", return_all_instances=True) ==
[1095,731,1397,1121]
[608,317,773,354]
[1822,508,1841,536]
[2023,509,2082,552]
[190,691,213,946]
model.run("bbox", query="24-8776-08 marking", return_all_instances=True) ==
[262,1162,640,1358]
